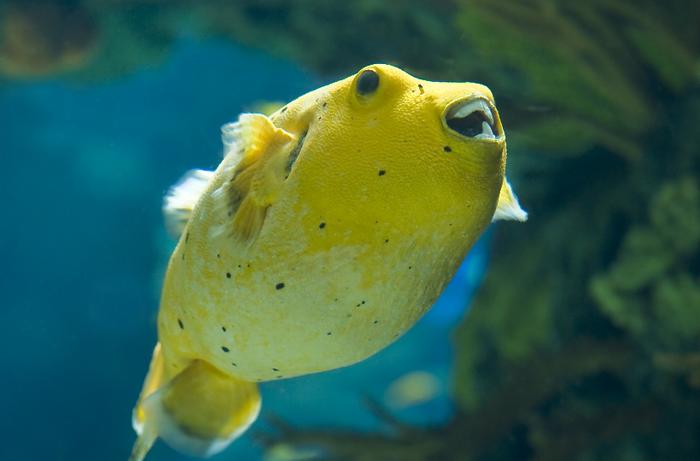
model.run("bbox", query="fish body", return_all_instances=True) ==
[130,64,526,460]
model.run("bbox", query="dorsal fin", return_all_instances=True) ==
[210,113,296,245]
[492,178,528,222]
[163,169,215,238]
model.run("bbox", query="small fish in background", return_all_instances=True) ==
[385,370,442,409]
[263,444,319,461]
[129,64,526,461]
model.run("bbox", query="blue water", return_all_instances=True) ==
[1,39,487,460]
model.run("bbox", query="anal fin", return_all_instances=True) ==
[130,343,165,461]
[130,358,261,460]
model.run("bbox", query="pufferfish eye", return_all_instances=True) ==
[356,69,380,95]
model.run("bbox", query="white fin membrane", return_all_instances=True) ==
[492,178,528,222]
[163,169,215,238]
[139,389,261,458]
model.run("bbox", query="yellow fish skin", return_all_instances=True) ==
[130,64,526,460]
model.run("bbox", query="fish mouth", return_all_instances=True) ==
[444,97,501,141]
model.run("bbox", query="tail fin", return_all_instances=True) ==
[129,344,261,461]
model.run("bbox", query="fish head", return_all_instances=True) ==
[272,63,515,241]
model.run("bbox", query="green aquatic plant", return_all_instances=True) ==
[453,0,698,159]
[591,177,700,352]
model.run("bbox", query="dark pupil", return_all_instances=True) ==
[357,70,379,95]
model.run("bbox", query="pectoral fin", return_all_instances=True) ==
[492,178,528,222]
[210,113,297,245]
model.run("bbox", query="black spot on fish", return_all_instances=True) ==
[408,266,413,270]
[319,222,326,229]
[181,253,185,261]
[232,362,237,367]
[216,253,221,258]
[418,83,424,94]
[185,232,190,243]
[272,367,279,371]
[384,239,389,244]
[276,282,285,290]
[378,170,386,176]
[281,106,287,113]
[443,145,452,152]
[178,319,184,329]
[226,272,231,279]
[327,331,332,336]
[222,326,227,332]
[221,346,230,352]
[373,320,379,324]
[276,375,283,379]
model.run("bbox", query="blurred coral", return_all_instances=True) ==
[0,1,98,77]
[591,177,700,351]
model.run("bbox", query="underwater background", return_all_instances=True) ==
[1,1,699,460]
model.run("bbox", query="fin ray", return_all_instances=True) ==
[211,113,297,246]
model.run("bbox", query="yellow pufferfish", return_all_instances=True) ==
[129,64,526,460]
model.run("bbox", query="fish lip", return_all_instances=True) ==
[442,96,504,142]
